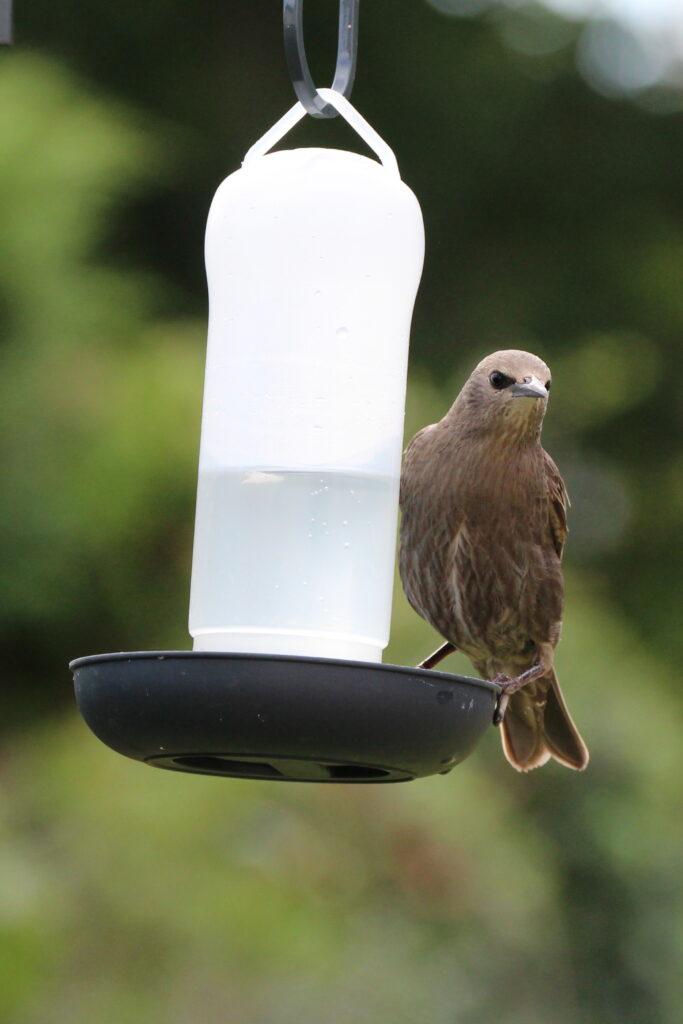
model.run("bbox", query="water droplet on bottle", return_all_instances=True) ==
[336,326,349,341]
[342,520,348,527]
[344,541,351,549]
[313,289,322,298]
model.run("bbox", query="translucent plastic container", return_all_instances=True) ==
[189,91,424,662]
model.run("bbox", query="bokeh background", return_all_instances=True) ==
[2,1,683,1021]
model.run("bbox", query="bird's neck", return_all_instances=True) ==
[445,399,544,447]
[440,424,548,513]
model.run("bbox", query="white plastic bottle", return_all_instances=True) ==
[189,90,424,662]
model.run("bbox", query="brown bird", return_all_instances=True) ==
[399,350,589,772]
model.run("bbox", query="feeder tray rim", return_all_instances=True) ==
[69,649,499,694]
[71,651,501,782]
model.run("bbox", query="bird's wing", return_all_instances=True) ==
[399,423,464,638]
[543,450,569,560]
[399,424,436,507]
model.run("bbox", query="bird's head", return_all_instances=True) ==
[453,349,552,442]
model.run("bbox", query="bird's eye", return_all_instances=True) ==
[545,380,551,392]
[489,371,514,390]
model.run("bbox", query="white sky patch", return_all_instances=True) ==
[429,0,683,25]
[427,0,683,95]
[542,0,683,33]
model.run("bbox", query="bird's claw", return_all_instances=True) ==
[490,664,549,725]
[493,685,510,727]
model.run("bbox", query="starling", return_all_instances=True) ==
[399,350,589,772]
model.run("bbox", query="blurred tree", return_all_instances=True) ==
[0,55,203,727]
[1,5,682,1023]
[9,0,683,682]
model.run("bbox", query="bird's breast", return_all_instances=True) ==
[399,433,563,662]
[448,520,562,662]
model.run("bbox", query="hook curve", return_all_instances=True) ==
[0,0,13,45]
[283,0,359,119]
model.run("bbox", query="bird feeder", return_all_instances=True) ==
[71,1,498,782]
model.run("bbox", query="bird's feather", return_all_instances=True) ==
[500,671,588,772]
[543,450,569,559]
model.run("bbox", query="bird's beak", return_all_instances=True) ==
[510,376,547,400]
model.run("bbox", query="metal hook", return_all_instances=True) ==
[283,0,359,119]
[0,0,13,44]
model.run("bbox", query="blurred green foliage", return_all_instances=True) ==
[1,2,682,1021]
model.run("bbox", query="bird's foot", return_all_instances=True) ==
[492,679,511,726]
[492,672,515,694]
[491,663,549,726]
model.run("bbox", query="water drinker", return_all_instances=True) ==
[191,93,422,663]
[70,88,499,783]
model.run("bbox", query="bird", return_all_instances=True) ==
[399,350,589,772]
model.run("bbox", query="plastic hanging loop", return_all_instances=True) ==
[283,0,359,119]
[243,88,400,179]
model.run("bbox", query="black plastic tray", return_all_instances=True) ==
[70,652,499,783]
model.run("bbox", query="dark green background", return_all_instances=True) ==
[1,2,681,1021]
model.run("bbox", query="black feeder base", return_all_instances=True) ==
[70,652,499,783]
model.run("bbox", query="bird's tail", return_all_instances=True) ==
[500,670,589,772]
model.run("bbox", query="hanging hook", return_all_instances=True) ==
[0,0,13,44]
[283,0,359,119]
